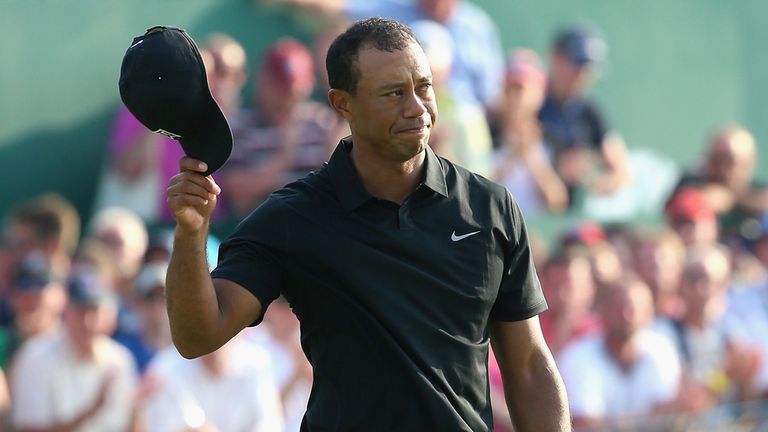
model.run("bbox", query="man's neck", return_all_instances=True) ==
[350,144,426,205]
[604,335,639,373]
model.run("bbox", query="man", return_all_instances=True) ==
[673,123,768,243]
[139,335,283,432]
[166,18,569,431]
[538,25,630,199]
[556,278,681,429]
[664,187,719,247]
[217,37,347,224]
[10,270,136,432]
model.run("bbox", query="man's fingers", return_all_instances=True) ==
[169,193,210,208]
[179,156,208,173]
[168,177,216,200]
[170,171,221,196]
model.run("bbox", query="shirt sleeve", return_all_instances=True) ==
[489,191,548,321]
[210,197,287,325]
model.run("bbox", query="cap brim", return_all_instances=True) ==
[179,93,233,177]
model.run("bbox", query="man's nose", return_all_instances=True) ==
[402,90,428,118]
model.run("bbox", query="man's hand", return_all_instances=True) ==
[167,157,221,233]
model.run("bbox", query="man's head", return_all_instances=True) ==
[200,33,247,116]
[679,244,731,317]
[504,48,547,116]
[256,37,315,123]
[327,18,437,161]
[418,0,459,23]
[63,270,118,352]
[631,229,685,308]
[705,124,756,190]
[542,246,595,316]
[664,188,719,246]
[548,25,606,101]
[88,207,148,281]
[599,277,654,345]
[11,253,66,337]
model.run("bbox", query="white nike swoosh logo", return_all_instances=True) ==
[129,39,144,49]
[451,230,481,242]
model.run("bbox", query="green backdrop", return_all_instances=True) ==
[2,0,766,234]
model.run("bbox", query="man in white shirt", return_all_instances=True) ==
[10,270,137,432]
[139,335,283,432]
[557,277,681,429]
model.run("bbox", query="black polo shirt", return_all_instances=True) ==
[211,137,547,432]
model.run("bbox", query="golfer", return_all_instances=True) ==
[166,17,570,431]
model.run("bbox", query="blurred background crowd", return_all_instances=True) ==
[3,0,768,431]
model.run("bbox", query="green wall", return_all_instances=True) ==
[2,0,766,231]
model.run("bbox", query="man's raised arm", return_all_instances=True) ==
[165,157,262,358]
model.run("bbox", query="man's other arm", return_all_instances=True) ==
[490,316,571,431]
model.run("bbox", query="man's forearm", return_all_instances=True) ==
[505,350,571,431]
[166,226,222,358]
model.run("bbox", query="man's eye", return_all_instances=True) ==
[385,89,403,97]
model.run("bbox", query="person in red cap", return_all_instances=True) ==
[217,37,348,227]
[664,187,719,247]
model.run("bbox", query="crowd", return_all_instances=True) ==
[2,0,768,430]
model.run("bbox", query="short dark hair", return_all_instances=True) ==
[326,17,418,95]
[8,202,62,244]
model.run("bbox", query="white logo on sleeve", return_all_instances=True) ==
[451,230,481,242]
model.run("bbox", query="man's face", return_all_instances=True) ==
[601,283,653,342]
[549,51,592,99]
[419,0,458,22]
[344,42,437,162]
[707,134,755,188]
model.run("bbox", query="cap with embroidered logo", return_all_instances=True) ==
[119,26,232,176]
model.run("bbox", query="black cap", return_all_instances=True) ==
[554,25,607,66]
[67,271,115,307]
[119,26,232,176]
[14,253,53,292]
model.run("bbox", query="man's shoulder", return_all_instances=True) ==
[443,156,507,199]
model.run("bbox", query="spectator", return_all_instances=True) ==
[87,206,148,297]
[218,37,346,222]
[10,270,137,432]
[139,335,283,432]
[557,277,681,429]
[539,24,630,200]
[1,254,67,368]
[2,196,73,288]
[492,48,568,215]
[632,228,686,321]
[674,124,768,244]
[665,187,720,247]
[660,244,762,412]
[113,261,173,374]
[560,221,623,307]
[410,19,493,176]
[199,33,248,118]
[0,195,76,330]
[539,245,600,357]
[247,297,311,432]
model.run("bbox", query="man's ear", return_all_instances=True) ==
[328,89,352,121]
